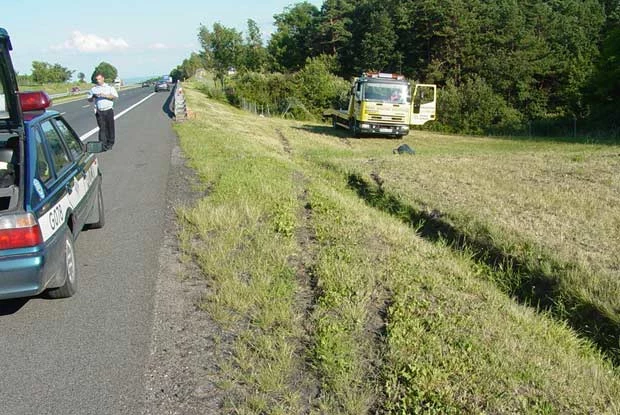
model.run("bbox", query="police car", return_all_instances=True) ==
[0,28,104,300]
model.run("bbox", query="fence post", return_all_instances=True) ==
[573,115,577,138]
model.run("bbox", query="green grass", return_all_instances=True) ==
[174,79,620,413]
[19,81,87,95]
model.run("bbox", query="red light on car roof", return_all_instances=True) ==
[18,91,51,112]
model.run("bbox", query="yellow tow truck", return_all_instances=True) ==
[325,72,437,138]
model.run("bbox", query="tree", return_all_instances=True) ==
[242,19,268,71]
[586,25,620,125]
[77,72,86,83]
[91,62,118,83]
[171,52,205,81]
[198,23,243,86]
[31,61,73,83]
[318,0,354,56]
[359,8,398,73]
[268,2,321,72]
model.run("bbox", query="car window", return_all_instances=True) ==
[53,117,83,160]
[0,93,6,119]
[0,50,7,120]
[33,128,51,183]
[0,40,20,130]
[40,120,71,174]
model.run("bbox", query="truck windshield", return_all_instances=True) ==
[363,83,409,104]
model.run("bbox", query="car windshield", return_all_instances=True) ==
[363,83,409,104]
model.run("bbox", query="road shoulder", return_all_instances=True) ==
[142,143,222,414]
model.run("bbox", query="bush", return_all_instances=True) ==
[230,71,295,112]
[221,55,349,120]
[436,77,523,135]
[196,82,228,102]
[293,55,350,116]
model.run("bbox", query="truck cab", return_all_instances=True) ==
[329,72,437,138]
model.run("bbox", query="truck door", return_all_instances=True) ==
[411,84,437,126]
[351,80,363,120]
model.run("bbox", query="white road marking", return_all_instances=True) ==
[79,92,157,141]
[81,104,90,108]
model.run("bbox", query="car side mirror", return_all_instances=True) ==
[86,141,104,153]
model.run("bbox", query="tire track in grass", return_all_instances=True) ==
[290,171,322,412]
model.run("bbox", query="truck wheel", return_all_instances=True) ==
[47,226,78,299]
[349,120,360,138]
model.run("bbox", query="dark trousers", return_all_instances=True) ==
[96,109,115,149]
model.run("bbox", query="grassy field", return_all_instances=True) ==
[174,80,620,413]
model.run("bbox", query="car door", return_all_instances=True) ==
[38,118,82,229]
[28,125,67,282]
[50,116,99,232]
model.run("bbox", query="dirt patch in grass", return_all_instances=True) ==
[289,170,322,412]
[278,129,293,155]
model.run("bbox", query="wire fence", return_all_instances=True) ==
[239,97,313,120]
[240,98,272,117]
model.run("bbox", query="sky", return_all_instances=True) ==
[4,0,323,81]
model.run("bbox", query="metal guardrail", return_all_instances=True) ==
[45,84,136,100]
[49,92,72,99]
[172,81,187,121]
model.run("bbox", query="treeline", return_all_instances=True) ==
[18,61,120,86]
[18,61,75,84]
[173,0,620,136]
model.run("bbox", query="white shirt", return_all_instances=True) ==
[88,83,118,111]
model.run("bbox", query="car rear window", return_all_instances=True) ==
[40,120,71,175]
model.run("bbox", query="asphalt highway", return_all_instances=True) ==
[0,86,177,414]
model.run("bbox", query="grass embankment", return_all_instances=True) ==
[298,132,620,362]
[175,80,620,413]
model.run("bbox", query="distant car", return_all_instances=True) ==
[70,86,80,95]
[141,81,151,88]
[0,28,105,300]
[154,81,170,92]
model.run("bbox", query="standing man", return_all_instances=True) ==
[88,72,118,151]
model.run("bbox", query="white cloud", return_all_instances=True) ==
[149,42,168,50]
[51,31,129,53]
